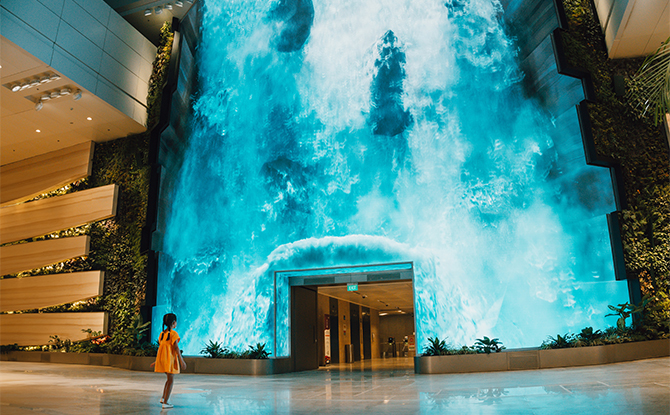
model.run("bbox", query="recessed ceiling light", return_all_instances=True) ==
[50,91,60,99]
[87,117,92,120]
[49,74,61,81]
[165,3,172,10]
[30,79,40,87]
[35,102,43,111]
[73,89,82,100]
[40,94,51,101]
[175,0,183,6]
[20,83,30,91]
[40,76,49,83]
[36,129,41,133]
[60,88,71,95]
[11,84,20,92]
[144,9,151,16]
[155,6,162,14]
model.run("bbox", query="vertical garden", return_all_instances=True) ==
[558,0,669,342]
[0,23,174,355]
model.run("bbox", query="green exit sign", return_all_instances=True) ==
[347,283,358,292]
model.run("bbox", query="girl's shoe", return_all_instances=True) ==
[162,403,174,409]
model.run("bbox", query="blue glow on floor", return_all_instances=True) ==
[154,0,629,355]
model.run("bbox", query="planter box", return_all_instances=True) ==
[193,357,292,375]
[128,355,156,372]
[415,339,670,374]
[415,352,507,374]
[539,338,670,369]
[88,353,110,366]
[49,352,90,365]
[1,351,292,375]
[1,351,44,362]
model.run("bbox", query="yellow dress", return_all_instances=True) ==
[154,330,181,374]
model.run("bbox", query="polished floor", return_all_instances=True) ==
[1,357,668,414]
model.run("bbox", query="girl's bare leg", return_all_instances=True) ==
[162,373,174,403]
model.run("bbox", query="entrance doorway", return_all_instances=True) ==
[286,263,416,372]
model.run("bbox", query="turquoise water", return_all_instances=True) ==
[154,0,629,355]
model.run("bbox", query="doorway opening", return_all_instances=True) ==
[285,262,416,372]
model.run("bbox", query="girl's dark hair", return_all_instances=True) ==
[161,313,177,341]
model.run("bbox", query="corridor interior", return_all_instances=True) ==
[291,280,416,372]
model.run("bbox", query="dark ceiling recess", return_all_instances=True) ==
[103,0,196,46]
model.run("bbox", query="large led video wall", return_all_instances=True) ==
[153,0,629,356]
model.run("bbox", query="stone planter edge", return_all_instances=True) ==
[1,351,291,375]
[414,338,670,374]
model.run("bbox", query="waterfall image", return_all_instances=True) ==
[155,0,628,355]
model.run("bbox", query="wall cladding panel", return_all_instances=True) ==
[0,142,94,206]
[0,184,118,245]
[0,270,103,312]
[0,236,89,276]
[0,312,107,345]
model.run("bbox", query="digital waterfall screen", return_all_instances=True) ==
[154,0,629,356]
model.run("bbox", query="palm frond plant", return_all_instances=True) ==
[246,343,270,359]
[423,337,449,356]
[473,336,506,354]
[540,333,574,349]
[575,327,603,346]
[626,37,670,125]
[201,340,226,358]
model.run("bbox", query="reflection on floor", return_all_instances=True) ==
[1,357,668,414]
[321,357,414,372]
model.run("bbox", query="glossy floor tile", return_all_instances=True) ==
[1,357,668,414]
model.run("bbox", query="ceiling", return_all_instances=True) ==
[318,281,415,315]
[1,2,197,167]
[0,36,146,166]
[103,0,196,46]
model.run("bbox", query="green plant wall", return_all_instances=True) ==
[560,0,669,317]
[0,22,174,355]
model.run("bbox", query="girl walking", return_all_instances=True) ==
[151,313,187,409]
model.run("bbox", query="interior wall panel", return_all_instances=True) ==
[0,142,94,206]
[0,312,107,345]
[0,270,103,312]
[0,236,90,276]
[0,184,118,245]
